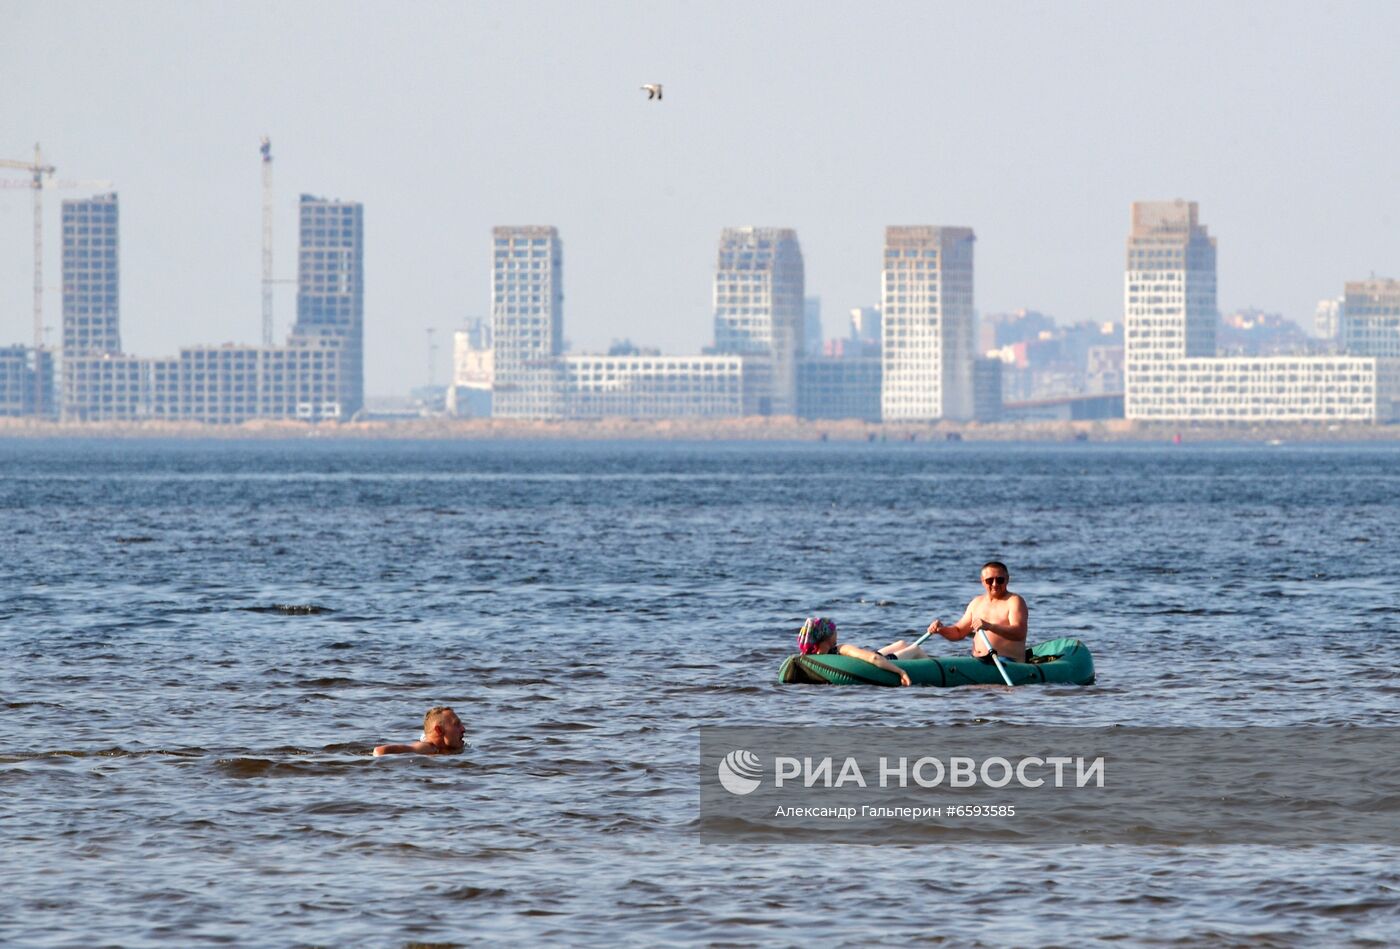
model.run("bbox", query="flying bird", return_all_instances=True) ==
[641,83,663,101]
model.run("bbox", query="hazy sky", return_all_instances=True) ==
[3,1,1398,395]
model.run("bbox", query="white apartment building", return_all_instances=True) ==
[560,353,770,419]
[1123,200,1217,418]
[1124,202,1399,422]
[713,227,804,416]
[492,226,564,419]
[1342,279,1400,358]
[447,319,493,417]
[881,226,977,421]
[1128,356,1394,422]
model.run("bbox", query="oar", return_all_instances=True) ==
[976,629,1015,687]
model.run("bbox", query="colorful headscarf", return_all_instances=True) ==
[797,616,837,654]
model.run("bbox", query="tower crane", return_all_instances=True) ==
[261,136,273,346]
[0,143,112,347]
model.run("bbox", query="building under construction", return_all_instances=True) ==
[0,345,55,417]
[1,141,364,423]
[60,192,364,423]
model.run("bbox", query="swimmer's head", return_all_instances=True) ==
[797,617,837,655]
[423,706,465,751]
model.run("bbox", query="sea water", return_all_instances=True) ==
[2,439,1397,946]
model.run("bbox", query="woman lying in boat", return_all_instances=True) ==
[796,616,918,686]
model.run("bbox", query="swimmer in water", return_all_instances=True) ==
[372,706,465,756]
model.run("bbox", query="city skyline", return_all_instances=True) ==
[4,2,1400,396]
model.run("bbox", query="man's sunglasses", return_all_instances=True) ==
[982,576,1007,585]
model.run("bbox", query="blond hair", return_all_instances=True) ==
[423,706,457,731]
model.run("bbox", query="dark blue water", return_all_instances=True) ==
[2,439,1398,946]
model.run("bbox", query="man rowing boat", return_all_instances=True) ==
[926,561,1028,663]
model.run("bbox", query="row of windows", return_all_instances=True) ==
[567,365,741,375]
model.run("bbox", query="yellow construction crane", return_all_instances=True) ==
[0,142,112,348]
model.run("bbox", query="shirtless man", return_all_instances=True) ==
[927,561,1028,663]
[372,706,466,756]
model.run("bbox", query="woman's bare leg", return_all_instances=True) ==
[878,640,929,660]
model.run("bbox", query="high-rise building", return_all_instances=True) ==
[850,306,881,346]
[1315,296,1344,347]
[293,194,364,418]
[1123,201,1216,417]
[1341,279,1400,357]
[803,296,822,357]
[491,225,563,419]
[61,193,120,357]
[1122,202,1398,422]
[880,225,977,421]
[713,227,804,415]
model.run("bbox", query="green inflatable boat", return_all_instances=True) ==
[778,637,1095,687]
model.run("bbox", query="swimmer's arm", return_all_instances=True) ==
[835,643,912,686]
[372,740,436,756]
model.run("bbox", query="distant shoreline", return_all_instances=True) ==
[1,417,1397,442]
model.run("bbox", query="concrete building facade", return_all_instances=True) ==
[0,345,56,417]
[60,354,147,421]
[1123,202,1398,422]
[491,226,564,419]
[62,340,350,423]
[880,226,977,421]
[1123,201,1217,418]
[1342,279,1400,358]
[61,193,121,357]
[293,194,364,418]
[713,227,804,416]
[447,319,494,418]
[60,191,361,424]
[972,357,1004,422]
[797,356,882,422]
[561,353,769,419]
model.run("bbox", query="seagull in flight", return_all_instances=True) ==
[641,83,663,101]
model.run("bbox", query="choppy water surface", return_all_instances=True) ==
[2,439,1398,946]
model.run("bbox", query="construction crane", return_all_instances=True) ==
[0,142,112,348]
[261,136,273,346]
